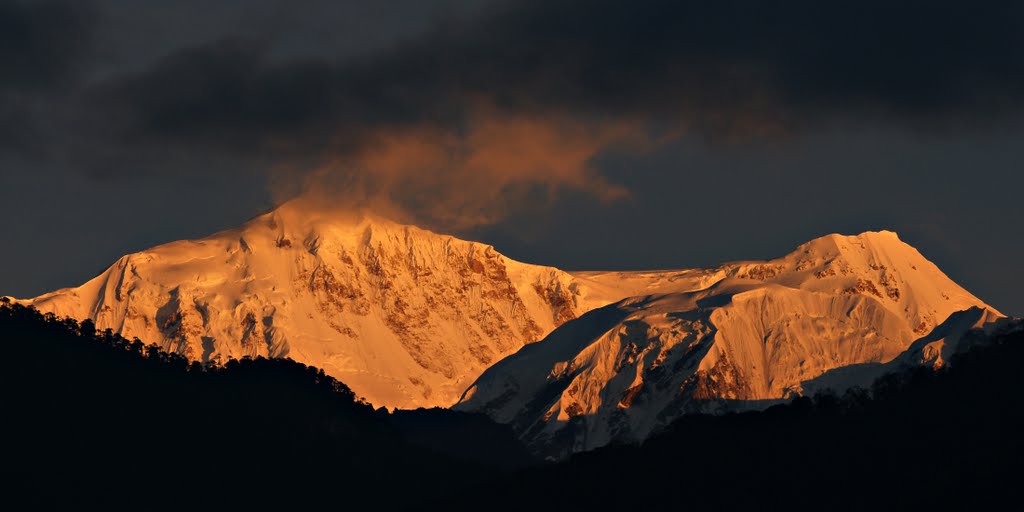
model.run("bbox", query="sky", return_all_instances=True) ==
[1,0,1022,314]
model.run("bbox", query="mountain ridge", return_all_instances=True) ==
[13,200,665,409]
[455,230,1005,457]
[8,203,1003,429]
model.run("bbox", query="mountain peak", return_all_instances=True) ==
[16,203,618,409]
[246,199,404,238]
[456,230,1001,458]
[14,212,1001,433]
[798,230,905,257]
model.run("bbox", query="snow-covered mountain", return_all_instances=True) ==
[14,202,1007,456]
[454,231,1006,458]
[18,200,659,409]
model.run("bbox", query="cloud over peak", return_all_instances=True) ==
[6,0,1024,227]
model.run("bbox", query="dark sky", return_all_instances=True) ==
[2,0,1022,314]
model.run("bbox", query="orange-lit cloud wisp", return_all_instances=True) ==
[270,109,651,230]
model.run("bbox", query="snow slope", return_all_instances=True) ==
[455,231,1005,458]
[13,202,1006,454]
[18,200,661,409]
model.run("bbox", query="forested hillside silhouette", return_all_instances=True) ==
[0,300,523,510]
[443,321,1024,511]
[2,298,1022,511]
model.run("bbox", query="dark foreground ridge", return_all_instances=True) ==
[1,299,1022,510]
[0,301,528,510]
[446,322,1024,511]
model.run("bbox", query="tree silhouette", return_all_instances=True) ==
[2,300,1022,511]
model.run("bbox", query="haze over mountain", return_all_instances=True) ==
[13,202,1006,455]
[6,0,1024,319]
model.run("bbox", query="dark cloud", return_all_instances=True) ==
[8,0,1024,167]
[2,0,1023,315]
[94,0,1024,156]
[0,0,94,153]
[0,0,93,92]
[62,0,1023,231]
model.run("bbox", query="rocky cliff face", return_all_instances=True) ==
[455,231,1006,458]
[17,205,1008,458]
[19,200,633,409]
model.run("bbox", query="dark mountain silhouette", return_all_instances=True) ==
[0,300,525,510]
[2,298,1022,511]
[441,321,1024,511]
